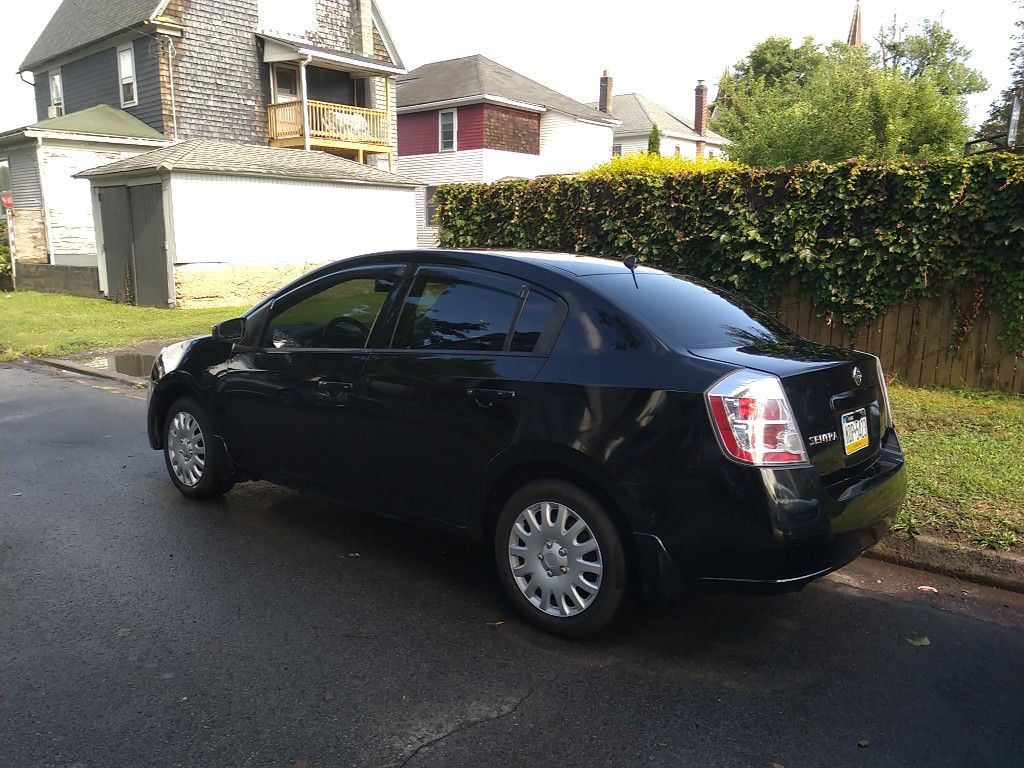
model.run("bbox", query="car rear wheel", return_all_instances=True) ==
[494,479,628,637]
[163,396,234,498]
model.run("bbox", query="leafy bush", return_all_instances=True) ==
[435,153,1024,351]
[0,218,11,287]
[647,124,662,154]
[578,154,739,179]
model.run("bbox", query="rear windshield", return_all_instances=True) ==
[586,272,797,350]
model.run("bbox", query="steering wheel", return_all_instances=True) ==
[323,315,370,347]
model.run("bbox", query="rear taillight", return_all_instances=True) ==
[705,370,808,466]
[872,355,892,431]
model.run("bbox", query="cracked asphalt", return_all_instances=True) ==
[2,362,1023,768]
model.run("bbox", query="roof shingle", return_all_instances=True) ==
[591,93,729,145]
[20,0,159,72]
[76,139,422,186]
[398,55,617,125]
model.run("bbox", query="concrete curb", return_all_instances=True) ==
[33,357,146,388]
[866,533,1024,594]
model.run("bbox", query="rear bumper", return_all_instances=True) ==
[630,429,906,598]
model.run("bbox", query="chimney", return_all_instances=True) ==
[360,0,374,57]
[599,70,613,114]
[694,79,708,157]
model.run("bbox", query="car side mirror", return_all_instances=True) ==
[212,317,246,344]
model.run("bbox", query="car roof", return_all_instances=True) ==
[383,249,665,277]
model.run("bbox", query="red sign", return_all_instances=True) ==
[0,192,11,210]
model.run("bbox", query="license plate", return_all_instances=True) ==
[841,408,869,455]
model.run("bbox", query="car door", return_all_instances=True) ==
[358,264,564,526]
[215,263,407,491]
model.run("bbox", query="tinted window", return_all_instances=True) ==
[394,269,520,351]
[510,291,557,352]
[265,267,403,349]
[586,273,798,350]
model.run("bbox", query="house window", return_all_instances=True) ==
[117,45,138,107]
[424,186,438,226]
[272,64,299,104]
[48,70,64,117]
[612,143,622,157]
[439,109,456,152]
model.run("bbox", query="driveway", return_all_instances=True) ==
[2,362,1022,768]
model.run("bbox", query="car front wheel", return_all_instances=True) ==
[494,479,629,637]
[163,396,234,498]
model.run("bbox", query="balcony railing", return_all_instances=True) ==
[268,99,390,149]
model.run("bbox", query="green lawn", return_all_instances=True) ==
[2,291,1022,551]
[890,383,1024,551]
[0,291,246,361]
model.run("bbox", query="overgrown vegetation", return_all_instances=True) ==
[0,219,11,289]
[436,153,1024,352]
[891,383,1024,551]
[0,291,246,361]
[713,19,986,166]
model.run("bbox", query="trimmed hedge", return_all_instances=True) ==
[435,154,1024,352]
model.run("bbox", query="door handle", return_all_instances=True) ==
[316,378,355,398]
[466,387,516,406]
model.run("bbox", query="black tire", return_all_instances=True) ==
[494,479,629,637]
[162,396,234,499]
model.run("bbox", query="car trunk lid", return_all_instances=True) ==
[693,342,886,478]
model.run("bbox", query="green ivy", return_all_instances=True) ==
[435,154,1024,352]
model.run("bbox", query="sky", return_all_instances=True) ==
[0,0,1017,133]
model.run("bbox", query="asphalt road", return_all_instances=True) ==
[2,362,1023,768]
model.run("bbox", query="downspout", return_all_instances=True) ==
[164,36,179,140]
[299,54,312,151]
[299,53,309,152]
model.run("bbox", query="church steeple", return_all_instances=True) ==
[847,2,863,47]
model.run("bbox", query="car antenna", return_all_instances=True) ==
[623,255,639,289]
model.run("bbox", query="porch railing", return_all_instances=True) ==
[268,100,390,146]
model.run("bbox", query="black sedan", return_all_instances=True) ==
[148,250,907,636]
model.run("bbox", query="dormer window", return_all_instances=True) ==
[118,44,137,107]
[439,109,456,152]
[48,70,64,117]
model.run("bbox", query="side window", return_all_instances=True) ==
[117,45,137,107]
[393,268,520,351]
[264,266,403,350]
[48,71,64,117]
[424,185,438,226]
[510,291,557,353]
[439,109,456,151]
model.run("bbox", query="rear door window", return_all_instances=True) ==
[392,267,522,352]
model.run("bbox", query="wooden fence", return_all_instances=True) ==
[771,291,1024,394]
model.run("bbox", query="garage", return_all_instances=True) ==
[77,138,421,307]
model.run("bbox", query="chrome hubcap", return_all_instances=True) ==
[167,411,205,487]
[508,501,603,618]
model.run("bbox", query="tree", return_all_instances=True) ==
[731,36,825,93]
[980,1,1024,137]
[878,18,988,99]
[647,124,661,154]
[714,44,971,166]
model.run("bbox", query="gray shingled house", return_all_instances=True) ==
[8,0,410,301]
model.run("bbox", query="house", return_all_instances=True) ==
[18,0,405,166]
[9,0,410,301]
[396,55,620,247]
[593,73,729,159]
[78,139,419,307]
[0,106,170,296]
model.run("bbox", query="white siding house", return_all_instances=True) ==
[79,139,420,307]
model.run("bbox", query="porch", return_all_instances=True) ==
[268,100,392,163]
[261,34,403,169]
